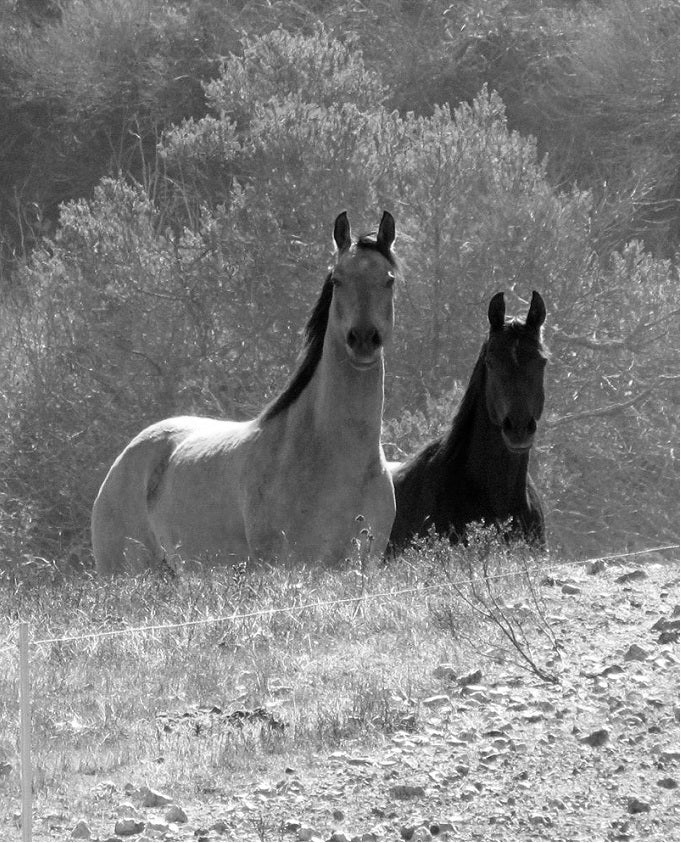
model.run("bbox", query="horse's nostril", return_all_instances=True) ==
[502,417,513,433]
[371,329,381,348]
[528,418,537,435]
[347,328,358,350]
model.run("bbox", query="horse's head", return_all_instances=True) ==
[328,211,396,370]
[484,291,547,453]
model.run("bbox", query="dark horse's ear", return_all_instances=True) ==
[376,211,396,259]
[488,292,506,332]
[526,290,546,333]
[333,211,352,252]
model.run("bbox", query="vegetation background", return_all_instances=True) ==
[0,0,678,566]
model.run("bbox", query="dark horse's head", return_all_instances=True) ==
[485,291,547,453]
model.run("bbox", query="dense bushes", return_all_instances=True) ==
[0,10,677,563]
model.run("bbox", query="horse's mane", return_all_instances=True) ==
[261,237,396,423]
[260,273,334,423]
[437,343,487,469]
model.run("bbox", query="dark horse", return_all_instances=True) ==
[389,291,548,553]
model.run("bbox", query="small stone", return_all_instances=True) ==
[146,821,171,835]
[164,804,188,824]
[657,777,678,789]
[71,820,92,840]
[284,820,302,833]
[457,668,483,686]
[114,818,145,836]
[561,583,581,595]
[140,785,173,808]
[548,798,566,810]
[624,644,649,662]
[422,695,450,709]
[410,827,433,841]
[332,810,345,822]
[627,797,651,814]
[211,820,230,834]
[389,784,426,799]
[254,781,277,796]
[432,663,458,683]
[585,559,605,575]
[579,728,610,747]
[115,802,139,818]
[659,630,679,644]
[329,832,350,842]
[298,825,320,842]
[615,569,647,584]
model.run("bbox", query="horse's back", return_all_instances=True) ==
[92,415,256,573]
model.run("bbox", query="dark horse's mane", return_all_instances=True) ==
[261,237,396,422]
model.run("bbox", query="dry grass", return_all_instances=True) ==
[0,537,551,816]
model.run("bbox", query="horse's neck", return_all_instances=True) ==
[295,335,384,451]
[464,379,529,512]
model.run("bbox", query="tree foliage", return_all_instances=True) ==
[0,9,677,563]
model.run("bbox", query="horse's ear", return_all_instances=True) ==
[488,292,506,331]
[333,211,352,252]
[376,211,395,258]
[526,291,546,332]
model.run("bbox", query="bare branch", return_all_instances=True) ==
[551,308,679,352]
[548,376,678,428]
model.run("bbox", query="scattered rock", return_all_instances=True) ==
[389,784,426,799]
[623,644,649,661]
[626,797,651,814]
[114,818,145,836]
[283,819,302,833]
[457,668,483,686]
[140,785,173,808]
[91,781,117,799]
[70,819,92,840]
[657,777,677,789]
[329,831,350,842]
[615,570,648,584]
[561,583,582,596]
[658,630,679,644]
[651,616,680,632]
[409,826,433,841]
[422,695,450,709]
[164,804,188,823]
[579,728,610,747]
[432,663,458,683]
[298,824,321,841]
[146,820,171,834]
[211,820,230,834]
[115,802,140,818]
[332,809,345,822]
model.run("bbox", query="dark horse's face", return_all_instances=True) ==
[485,291,547,453]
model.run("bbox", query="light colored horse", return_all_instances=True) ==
[92,211,398,573]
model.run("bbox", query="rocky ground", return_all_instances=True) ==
[5,553,680,842]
